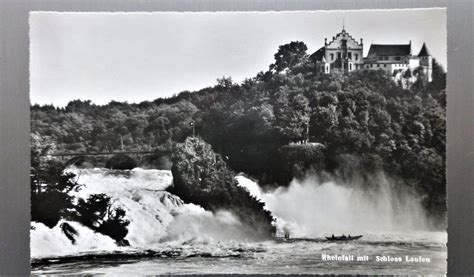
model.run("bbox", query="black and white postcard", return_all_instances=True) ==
[30,9,447,275]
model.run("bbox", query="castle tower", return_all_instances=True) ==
[309,27,363,74]
[323,28,363,72]
[418,42,433,82]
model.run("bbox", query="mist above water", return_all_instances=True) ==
[236,172,431,238]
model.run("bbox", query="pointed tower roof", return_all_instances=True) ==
[418,43,430,57]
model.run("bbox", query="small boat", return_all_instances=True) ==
[325,235,362,241]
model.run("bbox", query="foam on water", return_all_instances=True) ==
[31,220,118,259]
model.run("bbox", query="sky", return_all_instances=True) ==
[30,9,446,107]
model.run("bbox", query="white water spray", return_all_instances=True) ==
[236,172,430,238]
[31,168,247,259]
[30,168,434,260]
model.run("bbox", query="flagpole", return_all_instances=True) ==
[190,121,195,137]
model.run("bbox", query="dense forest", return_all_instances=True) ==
[31,40,447,229]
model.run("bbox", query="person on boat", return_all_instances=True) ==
[342,234,346,239]
[331,234,335,239]
[348,235,351,239]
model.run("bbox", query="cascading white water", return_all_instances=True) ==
[31,220,118,258]
[30,167,435,260]
[31,168,447,275]
[30,168,245,259]
[236,172,431,238]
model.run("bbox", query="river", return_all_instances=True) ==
[31,168,446,275]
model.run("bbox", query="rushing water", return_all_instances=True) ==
[31,168,446,275]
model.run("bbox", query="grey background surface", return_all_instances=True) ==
[0,0,472,275]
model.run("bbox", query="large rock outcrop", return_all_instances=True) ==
[170,137,274,239]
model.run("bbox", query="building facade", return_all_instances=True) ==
[310,28,433,82]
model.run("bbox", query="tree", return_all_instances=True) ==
[273,87,311,142]
[72,193,130,245]
[216,76,234,88]
[65,99,95,113]
[31,137,82,228]
[270,41,308,73]
[428,58,446,92]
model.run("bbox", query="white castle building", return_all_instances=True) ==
[310,27,433,82]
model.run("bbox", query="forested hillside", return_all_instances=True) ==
[31,41,447,217]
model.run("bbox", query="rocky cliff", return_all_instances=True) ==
[170,137,274,239]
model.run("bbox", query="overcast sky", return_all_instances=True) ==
[30,9,446,107]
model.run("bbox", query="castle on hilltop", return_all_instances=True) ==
[310,27,433,82]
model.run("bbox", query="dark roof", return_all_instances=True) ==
[418,43,430,57]
[367,44,411,57]
[310,47,325,61]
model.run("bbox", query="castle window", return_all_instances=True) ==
[337,52,341,59]
[330,53,334,60]
[348,52,352,60]
[384,64,387,67]
[349,64,352,70]
[384,56,389,61]
[377,64,380,67]
[378,57,383,61]
[395,56,401,61]
[371,64,373,68]
[355,54,358,60]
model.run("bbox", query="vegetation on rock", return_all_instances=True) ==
[170,137,275,238]
[71,193,130,246]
